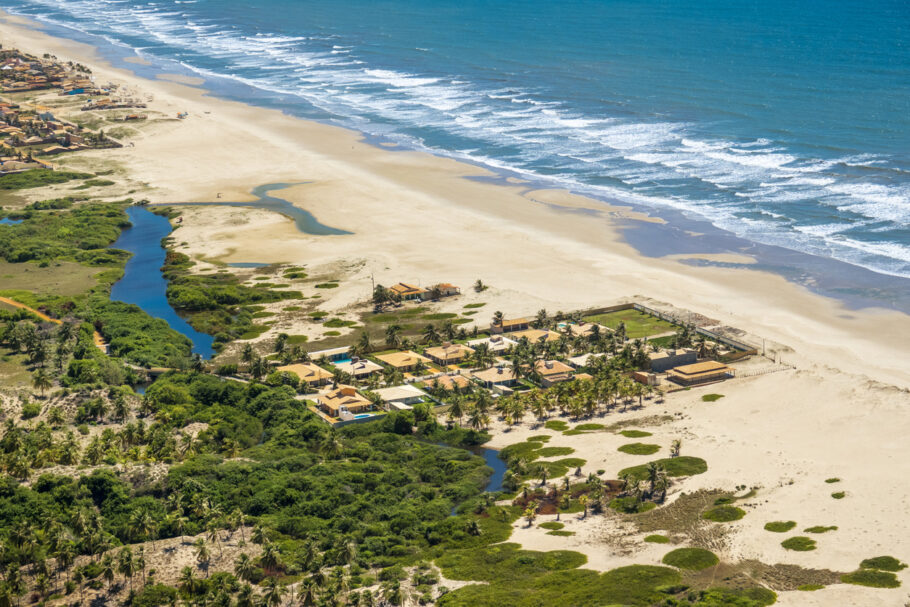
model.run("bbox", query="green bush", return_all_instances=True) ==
[644,534,670,544]
[662,547,719,570]
[781,537,816,552]
[831,491,846,499]
[617,443,660,456]
[859,556,907,572]
[20,402,41,419]
[702,505,745,522]
[544,420,569,431]
[314,282,339,289]
[0,169,93,190]
[797,584,824,591]
[535,446,574,457]
[840,569,900,588]
[804,525,837,534]
[619,429,652,438]
[620,456,707,482]
[825,477,840,483]
[763,521,796,533]
[539,522,564,530]
[701,394,724,402]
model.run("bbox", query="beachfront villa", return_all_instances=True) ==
[648,348,698,373]
[511,328,561,343]
[276,362,333,387]
[309,346,352,362]
[472,365,518,388]
[534,359,575,386]
[563,322,609,338]
[333,357,383,378]
[372,384,428,408]
[667,360,734,386]
[429,374,471,392]
[318,385,373,417]
[389,282,426,301]
[374,350,431,372]
[423,343,474,366]
[467,334,518,354]
[490,317,531,334]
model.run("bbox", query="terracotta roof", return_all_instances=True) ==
[374,350,431,368]
[424,343,474,360]
[534,360,574,376]
[472,366,518,384]
[276,362,332,384]
[319,385,371,414]
[670,360,728,375]
[431,374,471,390]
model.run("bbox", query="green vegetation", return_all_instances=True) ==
[840,569,901,588]
[797,584,824,591]
[764,521,797,533]
[618,442,661,456]
[859,556,907,572]
[80,178,116,188]
[620,456,707,482]
[535,446,575,457]
[825,477,841,483]
[0,168,93,190]
[544,420,569,431]
[323,318,357,328]
[662,547,718,571]
[644,534,670,544]
[463,303,486,309]
[539,522,564,530]
[619,429,652,438]
[831,491,846,499]
[314,282,339,289]
[582,308,676,338]
[781,537,817,552]
[702,505,745,522]
[701,393,724,402]
[570,423,604,432]
[546,530,574,536]
[804,525,837,534]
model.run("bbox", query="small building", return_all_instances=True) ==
[632,371,659,386]
[423,283,460,299]
[318,385,373,417]
[564,322,609,338]
[389,282,426,301]
[648,348,697,373]
[374,350,431,372]
[333,357,383,378]
[309,346,351,362]
[490,317,531,334]
[667,361,733,386]
[423,343,474,366]
[534,359,575,387]
[428,374,471,392]
[511,328,560,343]
[277,362,332,387]
[372,384,427,408]
[467,334,517,354]
[472,365,518,388]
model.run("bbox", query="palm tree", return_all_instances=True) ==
[206,520,223,558]
[446,396,465,427]
[669,439,681,458]
[262,577,286,606]
[298,580,319,607]
[31,369,52,396]
[355,330,372,356]
[193,538,210,576]
[579,494,589,519]
[523,504,537,527]
[100,554,115,591]
[251,524,267,546]
[234,552,255,583]
[384,324,402,348]
[178,566,198,595]
[259,541,282,576]
[422,323,440,345]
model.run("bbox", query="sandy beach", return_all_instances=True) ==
[2,10,910,605]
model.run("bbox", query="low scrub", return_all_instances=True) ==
[840,569,900,588]
[662,547,719,571]
[620,456,707,482]
[764,521,796,533]
[644,534,669,544]
[781,537,817,552]
[617,442,660,456]
[859,556,907,572]
[702,505,745,522]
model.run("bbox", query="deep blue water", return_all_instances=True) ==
[9,0,909,281]
[110,206,215,357]
[0,218,24,225]
[475,447,508,493]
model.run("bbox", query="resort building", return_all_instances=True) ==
[511,328,560,343]
[472,365,518,388]
[276,362,333,387]
[648,348,697,373]
[667,361,734,386]
[534,359,575,387]
[490,317,531,334]
[467,335,517,354]
[429,374,471,392]
[389,282,426,301]
[333,357,383,378]
[423,343,474,366]
[564,322,609,338]
[318,385,373,417]
[372,384,428,409]
[308,346,352,363]
[374,350,432,372]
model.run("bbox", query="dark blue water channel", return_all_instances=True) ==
[475,447,507,493]
[110,206,215,358]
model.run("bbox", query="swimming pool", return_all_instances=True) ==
[353,413,372,419]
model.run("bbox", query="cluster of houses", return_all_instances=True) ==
[387,282,461,302]
[0,52,68,93]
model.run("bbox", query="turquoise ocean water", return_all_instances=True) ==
[8,0,909,302]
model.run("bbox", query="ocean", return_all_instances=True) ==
[7,0,910,300]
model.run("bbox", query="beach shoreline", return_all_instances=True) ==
[0,11,908,389]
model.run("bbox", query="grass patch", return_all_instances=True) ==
[825,477,840,483]
[535,446,575,458]
[463,303,486,309]
[781,537,816,552]
[423,312,458,321]
[314,282,339,289]
[617,443,661,456]
[323,318,357,328]
[538,522,564,531]
[283,305,301,311]
[619,429,652,438]
[324,330,341,336]
[859,556,907,572]
[644,534,670,544]
[557,458,587,469]
[701,393,725,402]
[544,420,569,432]
[582,308,677,338]
[804,525,837,534]
[764,521,797,533]
[82,178,115,187]
[797,584,824,591]
[0,169,93,190]
[620,456,707,482]
[662,547,718,571]
[702,505,745,523]
[286,335,309,344]
[840,569,900,588]
[831,492,846,499]
[609,497,657,515]
[572,423,604,431]
[546,530,575,537]
[527,435,551,443]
